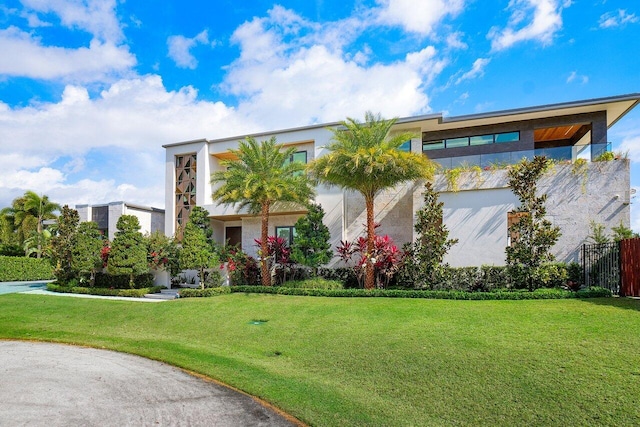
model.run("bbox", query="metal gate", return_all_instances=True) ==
[582,242,620,294]
[582,238,640,297]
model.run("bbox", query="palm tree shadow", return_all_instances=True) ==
[579,296,640,312]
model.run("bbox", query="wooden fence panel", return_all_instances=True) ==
[620,238,640,297]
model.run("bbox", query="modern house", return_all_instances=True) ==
[163,94,640,267]
[76,201,165,241]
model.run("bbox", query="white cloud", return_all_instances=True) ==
[0,75,254,210]
[446,31,468,50]
[488,0,567,51]
[375,0,466,36]
[167,30,212,69]
[0,4,455,211]
[455,58,490,84]
[599,9,639,29]
[0,26,135,81]
[619,133,640,164]
[20,0,124,43]
[566,70,588,84]
[225,7,445,126]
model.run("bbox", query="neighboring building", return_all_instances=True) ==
[163,94,640,267]
[76,202,165,241]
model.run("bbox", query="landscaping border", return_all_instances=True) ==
[179,285,612,300]
[47,283,164,298]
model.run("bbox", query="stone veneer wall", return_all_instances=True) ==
[425,159,630,266]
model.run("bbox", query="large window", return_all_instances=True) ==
[284,151,307,176]
[423,140,445,151]
[423,131,520,152]
[275,226,296,246]
[284,151,307,165]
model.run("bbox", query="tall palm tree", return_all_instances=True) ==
[1,191,61,258]
[309,112,435,290]
[211,136,316,286]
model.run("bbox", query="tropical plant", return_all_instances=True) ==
[587,220,610,244]
[336,230,404,288]
[211,136,315,286]
[147,231,181,277]
[0,191,60,257]
[290,203,333,276]
[410,181,458,286]
[309,112,435,289]
[179,208,219,289]
[71,222,104,287]
[505,156,561,291]
[222,246,260,286]
[611,221,638,241]
[49,205,80,283]
[107,215,148,288]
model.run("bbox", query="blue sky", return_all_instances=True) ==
[1,0,639,229]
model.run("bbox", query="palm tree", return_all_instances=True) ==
[309,112,436,290]
[0,191,60,257]
[211,136,316,286]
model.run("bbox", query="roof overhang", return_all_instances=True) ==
[400,93,640,132]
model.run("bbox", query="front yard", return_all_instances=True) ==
[0,293,638,426]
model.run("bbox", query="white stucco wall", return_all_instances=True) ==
[440,188,517,267]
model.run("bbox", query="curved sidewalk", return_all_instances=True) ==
[0,341,300,426]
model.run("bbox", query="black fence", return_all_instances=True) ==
[582,242,620,295]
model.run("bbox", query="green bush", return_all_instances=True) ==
[93,272,154,289]
[47,283,163,297]
[318,263,580,292]
[280,278,343,290]
[0,244,24,257]
[318,267,359,288]
[178,286,232,298]
[187,285,611,300]
[0,256,54,281]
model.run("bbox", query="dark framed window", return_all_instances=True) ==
[495,131,520,143]
[423,131,521,153]
[445,137,469,148]
[469,134,494,146]
[275,226,296,246]
[423,140,445,150]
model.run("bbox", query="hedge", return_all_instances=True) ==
[0,256,55,282]
[177,285,611,300]
[46,283,163,298]
[178,287,232,298]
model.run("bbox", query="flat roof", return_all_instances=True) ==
[164,93,640,148]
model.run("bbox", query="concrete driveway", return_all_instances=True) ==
[0,341,301,426]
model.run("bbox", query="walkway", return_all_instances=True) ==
[0,341,300,426]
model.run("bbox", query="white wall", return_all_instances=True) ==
[440,188,517,267]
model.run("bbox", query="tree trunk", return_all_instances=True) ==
[364,196,375,290]
[260,203,271,286]
[36,217,42,259]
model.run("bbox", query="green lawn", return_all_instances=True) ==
[1,293,639,426]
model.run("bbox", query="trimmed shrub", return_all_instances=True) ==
[199,285,612,300]
[178,286,232,298]
[47,283,163,297]
[93,272,154,289]
[0,256,54,281]
[280,278,343,290]
[0,244,24,257]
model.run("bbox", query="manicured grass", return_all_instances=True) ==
[1,293,639,426]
